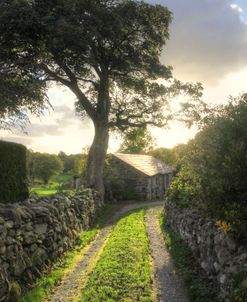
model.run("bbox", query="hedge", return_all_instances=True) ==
[167,95,247,241]
[0,140,28,203]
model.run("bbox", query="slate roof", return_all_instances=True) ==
[113,153,174,177]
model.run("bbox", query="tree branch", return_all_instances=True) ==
[109,110,167,129]
[40,63,97,120]
[39,63,72,87]
[77,77,98,87]
[110,118,166,130]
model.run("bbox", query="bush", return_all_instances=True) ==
[167,94,247,241]
[167,165,203,209]
[0,140,28,203]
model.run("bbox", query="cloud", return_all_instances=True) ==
[23,124,64,137]
[8,105,90,138]
[156,0,247,85]
[21,106,74,137]
[230,4,243,13]
[0,97,94,153]
[54,105,90,128]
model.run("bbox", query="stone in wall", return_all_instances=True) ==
[0,189,100,301]
[165,201,247,301]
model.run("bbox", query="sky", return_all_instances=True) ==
[1,0,247,154]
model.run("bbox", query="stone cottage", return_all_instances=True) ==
[109,153,174,201]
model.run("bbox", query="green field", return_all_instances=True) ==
[31,186,58,196]
[30,174,74,197]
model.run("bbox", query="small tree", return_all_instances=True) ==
[149,147,175,166]
[118,127,155,154]
[150,144,187,169]
[58,152,83,174]
[32,153,63,184]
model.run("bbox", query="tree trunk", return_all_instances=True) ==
[86,121,109,203]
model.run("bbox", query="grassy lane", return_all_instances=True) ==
[80,209,153,302]
[159,211,219,302]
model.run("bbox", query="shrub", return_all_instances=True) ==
[167,94,247,241]
[167,165,203,209]
[0,140,28,203]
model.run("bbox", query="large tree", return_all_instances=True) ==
[0,0,202,199]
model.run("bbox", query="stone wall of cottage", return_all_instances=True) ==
[0,190,100,301]
[165,201,247,301]
[108,157,172,201]
[108,157,149,200]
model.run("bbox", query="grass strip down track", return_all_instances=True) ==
[80,209,153,302]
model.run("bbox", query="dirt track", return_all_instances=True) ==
[44,201,188,302]
[145,206,188,302]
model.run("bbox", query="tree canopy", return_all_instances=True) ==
[0,0,178,126]
[58,151,85,174]
[0,0,49,129]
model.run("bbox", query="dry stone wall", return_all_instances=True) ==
[0,190,100,302]
[165,202,247,301]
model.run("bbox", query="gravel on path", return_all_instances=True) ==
[44,201,164,302]
[145,206,189,302]
[44,224,111,302]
